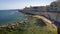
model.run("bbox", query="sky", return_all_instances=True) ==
[0,0,55,10]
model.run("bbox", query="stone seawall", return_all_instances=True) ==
[19,10,60,23]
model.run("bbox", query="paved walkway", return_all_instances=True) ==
[33,15,57,29]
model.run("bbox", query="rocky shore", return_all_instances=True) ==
[0,18,28,30]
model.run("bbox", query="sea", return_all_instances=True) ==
[0,10,27,25]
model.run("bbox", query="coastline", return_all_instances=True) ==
[0,15,57,29]
[0,16,29,29]
[0,15,58,34]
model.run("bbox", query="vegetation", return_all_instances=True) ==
[0,16,57,34]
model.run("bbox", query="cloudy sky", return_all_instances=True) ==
[0,0,55,10]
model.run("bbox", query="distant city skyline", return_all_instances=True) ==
[0,0,55,10]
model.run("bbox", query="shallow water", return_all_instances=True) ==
[0,10,27,25]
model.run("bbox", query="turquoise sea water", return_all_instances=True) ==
[0,10,27,25]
